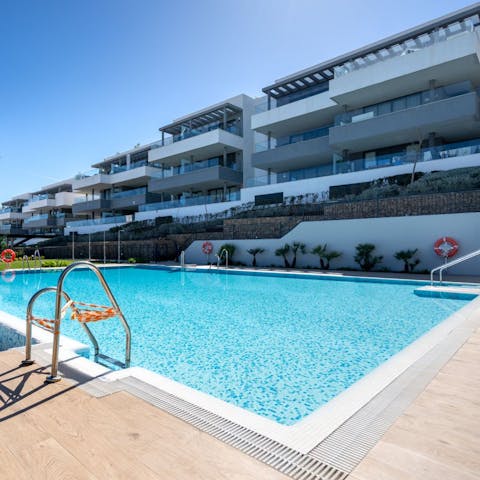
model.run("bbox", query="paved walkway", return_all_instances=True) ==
[351,327,480,480]
[0,350,286,480]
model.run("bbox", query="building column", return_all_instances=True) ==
[223,106,227,131]
[223,147,227,167]
[267,131,272,150]
[126,153,131,169]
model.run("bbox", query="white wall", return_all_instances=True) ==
[241,153,480,203]
[185,213,480,276]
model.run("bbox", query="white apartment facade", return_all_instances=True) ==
[2,4,480,235]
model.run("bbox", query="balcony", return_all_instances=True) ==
[246,138,480,187]
[0,208,24,221]
[149,166,242,194]
[22,194,56,213]
[0,224,27,235]
[139,191,241,212]
[72,198,111,215]
[110,187,163,210]
[252,128,332,172]
[73,164,162,191]
[251,90,342,137]
[23,214,57,229]
[329,86,480,152]
[329,28,480,108]
[149,129,244,166]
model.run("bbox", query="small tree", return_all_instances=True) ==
[311,244,342,270]
[394,249,420,273]
[217,243,235,264]
[290,242,306,268]
[247,247,265,267]
[275,244,291,268]
[354,243,383,271]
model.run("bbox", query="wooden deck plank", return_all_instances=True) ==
[0,351,287,479]
[351,327,480,480]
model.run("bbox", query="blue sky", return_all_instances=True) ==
[0,0,475,199]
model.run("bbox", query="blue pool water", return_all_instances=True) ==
[0,267,468,425]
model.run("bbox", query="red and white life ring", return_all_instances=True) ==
[433,237,459,258]
[202,241,213,255]
[0,249,16,263]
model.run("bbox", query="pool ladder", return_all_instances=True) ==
[22,249,42,271]
[216,249,229,269]
[22,261,131,383]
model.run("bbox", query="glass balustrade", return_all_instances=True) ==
[139,191,240,212]
[247,138,480,187]
[66,216,127,228]
[111,187,147,199]
[335,81,473,126]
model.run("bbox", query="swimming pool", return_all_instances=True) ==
[0,267,468,425]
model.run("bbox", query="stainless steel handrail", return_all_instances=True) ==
[33,249,42,270]
[216,249,229,269]
[180,250,185,269]
[22,261,131,383]
[430,248,480,284]
[22,255,30,270]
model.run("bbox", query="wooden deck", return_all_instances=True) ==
[0,350,286,480]
[0,327,479,479]
[351,327,480,480]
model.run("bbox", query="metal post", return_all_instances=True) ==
[88,233,91,261]
[103,230,106,264]
[117,230,120,263]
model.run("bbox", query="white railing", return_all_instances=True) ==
[430,248,480,284]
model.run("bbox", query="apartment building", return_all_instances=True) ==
[246,3,480,202]
[136,94,255,222]
[21,180,82,235]
[66,142,162,234]
[3,4,480,237]
[0,193,30,237]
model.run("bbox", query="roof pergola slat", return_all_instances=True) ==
[262,5,480,100]
[160,103,242,136]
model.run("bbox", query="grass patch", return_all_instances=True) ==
[0,259,74,271]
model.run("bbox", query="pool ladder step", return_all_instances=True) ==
[21,261,131,382]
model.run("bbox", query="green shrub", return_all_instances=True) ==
[128,257,136,264]
[354,243,383,271]
[394,249,420,273]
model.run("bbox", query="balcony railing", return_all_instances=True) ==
[255,125,331,152]
[66,215,127,228]
[111,187,147,199]
[334,81,473,126]
[247,138,480,187]
[158,124,242,147]
[24,213,49,225]
[25,193,55,206]
[151,157,239,178]
[139,191,241,212]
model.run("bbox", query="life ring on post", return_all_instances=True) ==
[201,241,213,255]
[433,237,459,258]
[1,249,16,264]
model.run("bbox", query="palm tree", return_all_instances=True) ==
[394,249,420,273]
[311,244,342,269]
[290,242,306,268]
[247,247,265,267]
[354,243,383,271]
[275,244,291,268]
